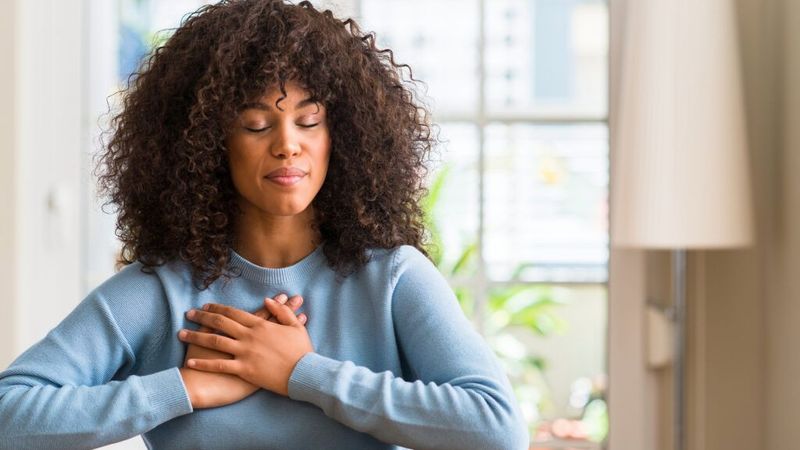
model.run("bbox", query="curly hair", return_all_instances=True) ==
[96,0,437,289]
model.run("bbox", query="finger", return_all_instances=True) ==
[264,298,301,326]
[266,295,304,323]
[298,313,307,325]
[203,303,262,328]
[253,307,271,321]
[178,329,240,354]
[187,309,249,338]
[186,357,242,375]
[265,294,290,323]
[259,294,303,323]
[264,294,302,311]
[286,295,304,310]
[253,293,286,320]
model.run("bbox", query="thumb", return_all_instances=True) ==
[264,298,300,326]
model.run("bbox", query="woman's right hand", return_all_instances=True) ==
[179,294,307,409]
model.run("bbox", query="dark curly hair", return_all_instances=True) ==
[96,0,438,289]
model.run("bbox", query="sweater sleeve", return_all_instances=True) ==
[0,269,193,450]
[287,246,530,450]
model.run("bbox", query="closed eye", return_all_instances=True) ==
[244,123,320,132]
[245,126,269,133]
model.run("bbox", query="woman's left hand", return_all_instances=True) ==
[178,298,314,397]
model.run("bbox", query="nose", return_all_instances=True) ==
[270,125,301,160]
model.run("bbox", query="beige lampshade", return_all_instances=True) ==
[611,0,754,249]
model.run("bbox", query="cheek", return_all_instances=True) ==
[315,148,331,185]
[227,155,246,183]
[226,150,260,194]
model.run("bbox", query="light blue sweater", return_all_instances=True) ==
[0,244,529,450]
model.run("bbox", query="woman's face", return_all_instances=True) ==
[225,81,331,219]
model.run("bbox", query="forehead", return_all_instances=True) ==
[241,83,321,112]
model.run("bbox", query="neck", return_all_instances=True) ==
[233,205,322,268]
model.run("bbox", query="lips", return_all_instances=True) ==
[265,167,307,178]
[264,166,307,187]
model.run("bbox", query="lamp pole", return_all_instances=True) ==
[672,249,687,450]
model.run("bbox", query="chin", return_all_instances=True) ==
[265,202,313,217]
[238,191,316,218]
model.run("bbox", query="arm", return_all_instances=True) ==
[286,247,530,450]
[0,275,193,449]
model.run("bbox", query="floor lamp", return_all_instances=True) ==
[610,1,754,450]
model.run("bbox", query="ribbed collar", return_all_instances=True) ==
[228,244,327,285]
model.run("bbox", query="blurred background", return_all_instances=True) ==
[1,0,798,450]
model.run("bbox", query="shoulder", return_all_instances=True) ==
[364,245,438,285]
[91,258,194,301]
[86,262,169,322]
[84,260,187,355]
[91,262,164,301]
[366,245,453,305]
[372,247,463,323]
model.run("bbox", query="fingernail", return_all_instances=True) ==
[187,359,196,367]
[186,310,196,318]
[276,294,288,303]
[288,297,299,306]
[179,330,188,339]
[202,304,210,310]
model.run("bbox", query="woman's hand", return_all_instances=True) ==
[178,299,314,397]
[179,294,307,409]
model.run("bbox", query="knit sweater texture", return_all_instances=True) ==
[0,244,529,449]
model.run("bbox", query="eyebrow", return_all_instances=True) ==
[241,97,320,112]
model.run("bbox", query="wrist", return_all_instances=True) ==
[179,367,204,409]
[291,351,312,374]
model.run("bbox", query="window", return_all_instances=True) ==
[357,1,610,446]
[89,1,609,448]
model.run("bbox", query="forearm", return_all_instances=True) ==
[287,352,528,450]
[0,274,194,449]
[0,368,192,450]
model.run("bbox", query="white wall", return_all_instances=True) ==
[0,0,19,368]
[7,0,85,357]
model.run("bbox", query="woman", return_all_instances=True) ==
[0,1,529,449]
